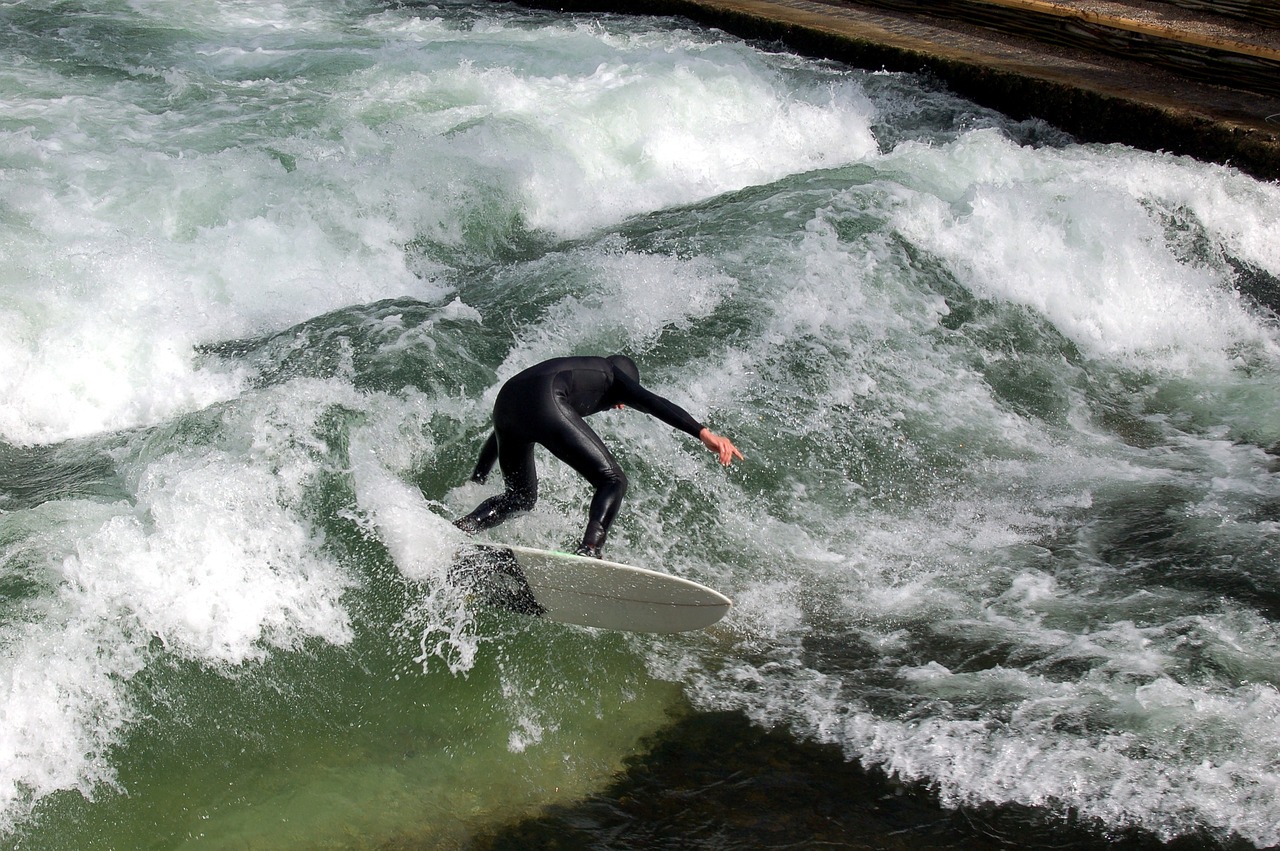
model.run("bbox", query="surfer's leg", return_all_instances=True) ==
[539,403,628,556]
[454,376,549,534]
[454,437,537,533]
[578,470,626,556]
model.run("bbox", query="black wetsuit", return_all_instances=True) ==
[456,356,704,553]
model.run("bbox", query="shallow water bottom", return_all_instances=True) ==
[462,709,1249,851]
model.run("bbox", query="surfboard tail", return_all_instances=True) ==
[450,544,547,617]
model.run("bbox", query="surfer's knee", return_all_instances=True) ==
[594,467,627,500]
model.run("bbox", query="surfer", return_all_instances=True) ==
[454,355,742,558]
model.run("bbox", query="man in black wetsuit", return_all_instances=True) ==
[454,354,742,558]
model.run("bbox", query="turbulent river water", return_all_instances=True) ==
[3,1,1280,848]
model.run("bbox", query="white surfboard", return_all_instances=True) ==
[451,543,732,633]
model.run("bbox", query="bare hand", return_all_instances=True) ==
[699,428,744,466]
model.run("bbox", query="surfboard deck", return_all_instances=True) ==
[451,543,732,633]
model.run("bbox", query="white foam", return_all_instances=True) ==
[0,377,361,830]
[489,243,738,388]
[62,450,352,663]
[0,128,452,444]
[2,7,878,446]
[885,130,1280,372]
[632,122,1280,844]
[0,499,143,831]
[347,426,479,676]
[332,18,880,240]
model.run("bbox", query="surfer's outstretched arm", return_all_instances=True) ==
[470,432,498,483]
[608,366,742,467]
[698,428,743,466]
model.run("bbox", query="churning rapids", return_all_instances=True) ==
[3,0,1280,848]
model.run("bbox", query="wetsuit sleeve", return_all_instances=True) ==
[612,371,704,437]
[470,431,498,483]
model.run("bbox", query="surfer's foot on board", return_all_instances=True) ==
[574,543,603,559]
[453,516,480,535]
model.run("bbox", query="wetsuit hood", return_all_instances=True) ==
[606,354,639,383]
